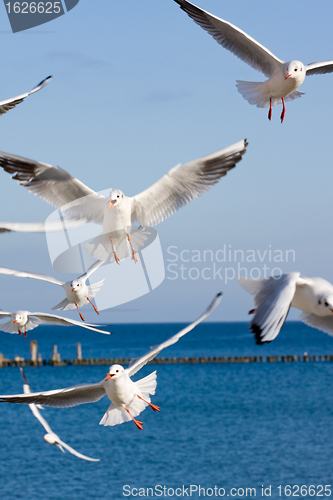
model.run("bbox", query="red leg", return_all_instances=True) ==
[87,297,99,315]
[280,97,286,123]
[75,303,85,321]
[138,394,160,412]
[24,331,27,338]
[268,98,272,120]
[127,234,138,263]
[248,309,256,315]
[18,330,22,336]
[110,237,120,265]
[125,407,144,430]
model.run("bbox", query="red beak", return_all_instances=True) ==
[109,199,117,211]
[13,319,17,323]
[330,309,333,313]
[105,373,115,380]
[286,73,291,79]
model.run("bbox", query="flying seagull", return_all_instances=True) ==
[0,260,104,321]
[0,310,109,337]
[19,368,100,461]
[0,140,247,262]
[239,273,333,344]
[174,0,333,122]
[0,76,52,116]
[0,293,221,429]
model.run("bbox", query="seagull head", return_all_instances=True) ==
[12,311,27,326]
[71,280,82,292]
[317,294,333,316]
[285,60,305,81]
[105,364,124,380]
[109,189,124,210]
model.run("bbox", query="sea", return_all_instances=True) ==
[0,321,333,500]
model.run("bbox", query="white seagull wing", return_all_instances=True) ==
[0,266,64,286]
[0,381,106,408]
[78,260,105,280]
[0,311,12,318]
[242,273,304,344]
[174,0,282,77]
[20,368,53,432]
[131,140,247,227]
[126,292,222,376]
[300,313,333,336]
[0,76,52,116]
[29,312,111,335]
[0,150,105,222]
[57,439,101,462]
[305,61,333,76]
[0,218,83,234]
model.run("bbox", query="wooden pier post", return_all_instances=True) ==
[77,342,82,361]
[30,340,38,363]
[52,345,58,362]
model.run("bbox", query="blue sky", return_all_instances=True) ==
[0,0,332,324]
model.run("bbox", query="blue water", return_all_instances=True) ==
[1,322,333,499]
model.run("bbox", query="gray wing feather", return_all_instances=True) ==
[0,382,106,408]
[30,312,111,335]
[306,61,333,76]
[0,76,52,116]
[58,440,101,462]
[0,266,64,286]
[174,0,282,77]
[0,150,105,222]
[248,273,300,344]
[131,140,247,227]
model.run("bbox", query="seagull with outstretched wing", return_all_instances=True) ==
[0,140,247,262]
[20,368,100,461]
[0,260,104,321]
[0,309,109,337]
[174,0,333,122]
[0,293,221,429]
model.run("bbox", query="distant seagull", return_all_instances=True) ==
[239,273,333,344]
[0,140,247,262]
[0,309,109,337]
[19,368,100,462]
[174,0,333,122]
[0,76,52,116]
[0,260,104,321]
[0,293,221,430]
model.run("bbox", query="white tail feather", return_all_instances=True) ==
[236,80,305,108]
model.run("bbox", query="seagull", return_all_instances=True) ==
[0,76,52,116]
[0,309,109,337]
[19,368,100,461]
[0,140,247,262]
[239,273,333,344]
[0,260,104,321]
[174,0,333,122]
[0,293,221,430]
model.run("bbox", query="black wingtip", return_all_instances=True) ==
[251,323,265,346]
[217,292,223,297]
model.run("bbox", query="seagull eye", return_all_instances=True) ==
[116,370,119,372]
[318,300,321,305]
[117,195,119,198]
[294,68,297,71]
[325,301,329,307]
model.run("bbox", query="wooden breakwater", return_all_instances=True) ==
[0,342,332,367]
